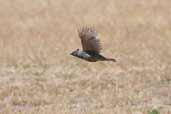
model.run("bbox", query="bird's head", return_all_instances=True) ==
[70,49,80,56]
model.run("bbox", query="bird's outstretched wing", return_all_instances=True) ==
[78,27,102,53]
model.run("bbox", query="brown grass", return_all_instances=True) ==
[0,0,171,114]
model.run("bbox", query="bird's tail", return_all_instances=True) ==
[105,58,116,62]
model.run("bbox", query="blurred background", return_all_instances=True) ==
[0,0,171,114]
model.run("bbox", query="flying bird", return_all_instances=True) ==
[70,27,116,62]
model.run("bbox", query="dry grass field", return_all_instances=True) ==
[0,0,171,114]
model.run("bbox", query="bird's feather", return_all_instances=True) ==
[78,27,102,53]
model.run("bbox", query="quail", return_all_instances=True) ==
[70,27,116,62]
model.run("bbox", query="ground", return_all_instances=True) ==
[0,0,171,114]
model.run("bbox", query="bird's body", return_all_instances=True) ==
[70,27,116,62]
